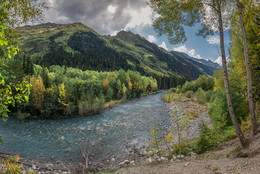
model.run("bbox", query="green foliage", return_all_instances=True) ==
[148,0,201,44]
[194,88,207,105]
[0,0,47,143]
[12,65,157,119]
[172,143,190,156]
[169,88,176,93]
[208,90,249,129]
[181,75,214,93]
[230,0,260,101]
[194,122,237,154]
[106,88,114,102]
[0,74,31,121]
[149,126,163,157]
[194,122,219,154]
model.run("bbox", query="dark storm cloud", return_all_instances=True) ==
[44,0,147,34]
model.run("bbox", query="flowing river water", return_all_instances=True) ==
[0,92,169,165]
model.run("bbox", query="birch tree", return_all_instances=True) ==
[235,0,257,135]
[148,0,247,147]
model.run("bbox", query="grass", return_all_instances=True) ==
[162,93,190,103]
[185,109,199,119]
[212,167,219,172]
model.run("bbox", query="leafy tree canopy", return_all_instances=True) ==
[0,0,47,130]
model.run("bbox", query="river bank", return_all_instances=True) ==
[0,92,167,173]
[117,126,260,174]
[1,93,214,173]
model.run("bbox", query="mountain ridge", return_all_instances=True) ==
[17,22,216,85]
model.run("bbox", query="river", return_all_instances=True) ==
[0,92,168,165]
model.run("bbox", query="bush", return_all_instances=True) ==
[172,143,191,156]
[162,93,174,102]
[208,90,249,129]
[194,88,207,105]
[0,155,22,174]
[185,91,194,99]
[205,90,213,102]
[169,88,176,93]
[194,122,218,154]
[181,75,214,93]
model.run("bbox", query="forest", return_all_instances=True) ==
[2,54,158,119]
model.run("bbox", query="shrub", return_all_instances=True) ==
[169,88,176,93]
[172,143,191,156]
[162,93,174,102]
[194,122,219,154]
[194,88,207,105]
[176,88,180,94]
[0,155,22,174]
[181,75,214,93]
[208,90,249,129]
[185,91,194,99]
[205,90,213,102]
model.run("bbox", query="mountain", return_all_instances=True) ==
[177,52,221,69]
[113,31,215,78]
[17,22,215,81]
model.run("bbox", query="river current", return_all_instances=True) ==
[0,92,168,163]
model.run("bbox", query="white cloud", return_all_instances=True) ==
[206,35,220,45]
[214,56,230,66]
[124,6,153,29]
[159,42,168,50]
[107,5,117,14]
[147,35,157,43]
[173,45,202,59]
[214,56,222,66]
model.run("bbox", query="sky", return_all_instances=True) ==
[40,0,232,65]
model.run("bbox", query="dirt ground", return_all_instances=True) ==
[116,126,260,174]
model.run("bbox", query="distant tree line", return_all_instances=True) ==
[9,55,158,119]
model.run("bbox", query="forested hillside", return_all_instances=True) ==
[5,53,158,119]
[17,23,216,89]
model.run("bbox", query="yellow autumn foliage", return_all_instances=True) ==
[30,76,46,109]
[58,83,68,107]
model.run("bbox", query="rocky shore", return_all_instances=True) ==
[1,100,211,173]
[0,153,74,174]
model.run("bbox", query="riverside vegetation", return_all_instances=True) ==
[148,74,259,162]
[4,57,158,119]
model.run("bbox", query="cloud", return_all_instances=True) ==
[173,45,202,59]
[124,6,153,29]
[107,5,117,14]
[159,42,168,50]
[206,35,220,45]
[214,56,222,66]
[214,56,230,66]
[147,35,157,43]
[42,0,152,35]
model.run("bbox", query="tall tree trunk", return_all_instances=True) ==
[236,0,257,135]
[217,0,246,147]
